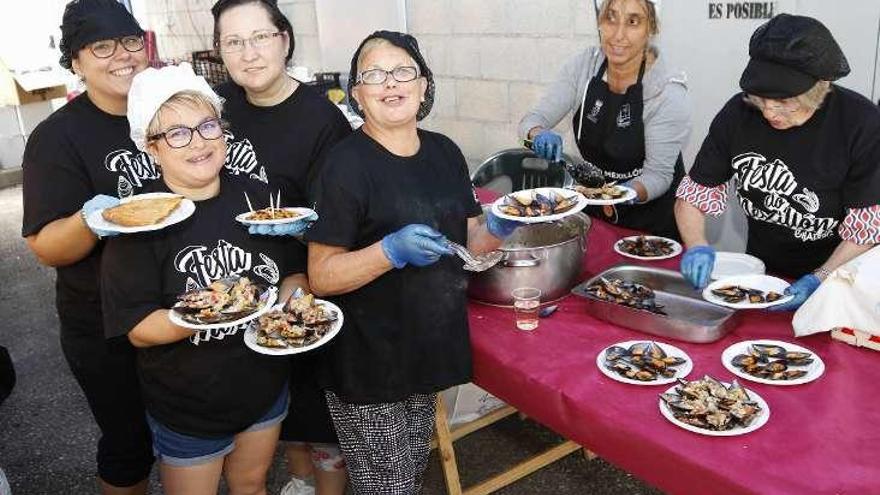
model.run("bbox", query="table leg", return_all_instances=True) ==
[435,395,464,495]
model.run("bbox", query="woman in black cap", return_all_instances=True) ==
[675,13,880,311]
[21,0,154,493]
[210,2,352,494]
[304,31,519,493]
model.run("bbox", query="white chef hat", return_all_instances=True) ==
[127,62,224,151]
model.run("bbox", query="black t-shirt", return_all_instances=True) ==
[21,93,160,321]
[689,86,880,276]
[101,175,304,437]
[304,129,483,404]
[216,81,352,207]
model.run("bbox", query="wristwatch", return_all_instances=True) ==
[813,267,832,281]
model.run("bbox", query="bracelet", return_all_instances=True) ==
[813,267,832,281]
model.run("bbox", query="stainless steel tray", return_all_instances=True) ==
[570,265,739,343]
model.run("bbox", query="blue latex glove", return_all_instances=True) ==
[680,245,716,289]
[768,274,821,312]
[381,224,452,269]
[82,194,120,238]
[486,209,520,239]
[532,129,563,162]
[248,212,317,236]
[620,179,640,206]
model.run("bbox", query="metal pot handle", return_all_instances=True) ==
[502,251,545,267]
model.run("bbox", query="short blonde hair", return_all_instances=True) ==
[598,0,659,35]
[795,80,832,111]
[355,37,402,75]
[146,90,222,139]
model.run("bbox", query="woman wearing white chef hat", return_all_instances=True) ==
[101,62,308,495]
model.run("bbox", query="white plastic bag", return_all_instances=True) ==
[441,383,506,426]
[793,246,880,336]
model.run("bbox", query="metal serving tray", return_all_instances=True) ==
[570,265,739,343]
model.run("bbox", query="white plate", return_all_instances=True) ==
[244,299,344,356]
[658,381,770,436]
[613,235,683,261]
[579,185,637,206]
[168,286,277,331]
[721,339,825,386]
[87,192,195,234]
[703,274,793,309]
[596,340,693,386]
[711,252,765,280]
[235,207,317,226]
[490,187,588,224]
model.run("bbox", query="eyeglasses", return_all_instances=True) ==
[149,119,225,149]
[217,31,284,53]
[89,36,145,59]
[357,66,419,85]
[744,94,801,114]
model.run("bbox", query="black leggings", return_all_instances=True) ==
[59,320,153,487]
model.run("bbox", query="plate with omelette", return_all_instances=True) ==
[87,192,195,234]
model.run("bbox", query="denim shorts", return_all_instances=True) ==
[146,387,289,467]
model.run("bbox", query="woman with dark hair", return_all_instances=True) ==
[305,31,519,493]
[21,1,155,493]
[211,2,352,494]
[676,14,880,311]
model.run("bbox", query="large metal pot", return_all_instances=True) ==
[468,213,590,306]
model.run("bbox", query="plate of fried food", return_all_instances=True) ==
[244,289,343,356]
[168,275,277,330]
[573,183,636,206]
[491,187,587,224]
[702,274,793,309]
[614,235,683,260]
[235,206,316,226]
[722,340,824,386]
[87,192,195,234]
[659,375,769,436]
[597,340,692,385]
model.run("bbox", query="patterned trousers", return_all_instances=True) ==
[325,391,437,494]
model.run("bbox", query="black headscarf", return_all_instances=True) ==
[739,14,850,98]
[348,30,435,121]
[59,0,144,71]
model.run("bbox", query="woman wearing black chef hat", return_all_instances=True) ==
[304,31,519,493]
[676,14,880,311]
[21,1,155,492]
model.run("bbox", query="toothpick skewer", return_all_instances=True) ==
[244,191,254,212]
[269,192,274,218]
[276,190,281,211]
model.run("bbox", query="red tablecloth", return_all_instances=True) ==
[468,218,880,495]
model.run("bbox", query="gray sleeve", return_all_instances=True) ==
[518,52,586,140]
[638,82,691,201]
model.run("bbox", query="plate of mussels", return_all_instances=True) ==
[597,341,692,385]
[702,274,793,310]
[244,289,343,356]
[659,375,770,436]
[573,183,637,206]
[613,235,683,260]
[722,340,825,386]
[169,276,278,330]
[491,187,587,223]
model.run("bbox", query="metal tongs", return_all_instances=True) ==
[446,240,503,272]
[521,139,605,188]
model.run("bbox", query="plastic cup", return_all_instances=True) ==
[511,287,542,331]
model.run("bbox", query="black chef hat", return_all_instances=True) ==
[348,30,435,121]
[59,0,144,71]
[739,14,849,99]
[211,0,295,62]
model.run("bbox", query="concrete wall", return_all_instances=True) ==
[141,0,323,70]
[409,0,599,168]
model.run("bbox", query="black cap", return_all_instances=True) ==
[348,30,434,121]
[59,0,144,70]
[739,13,850,98]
